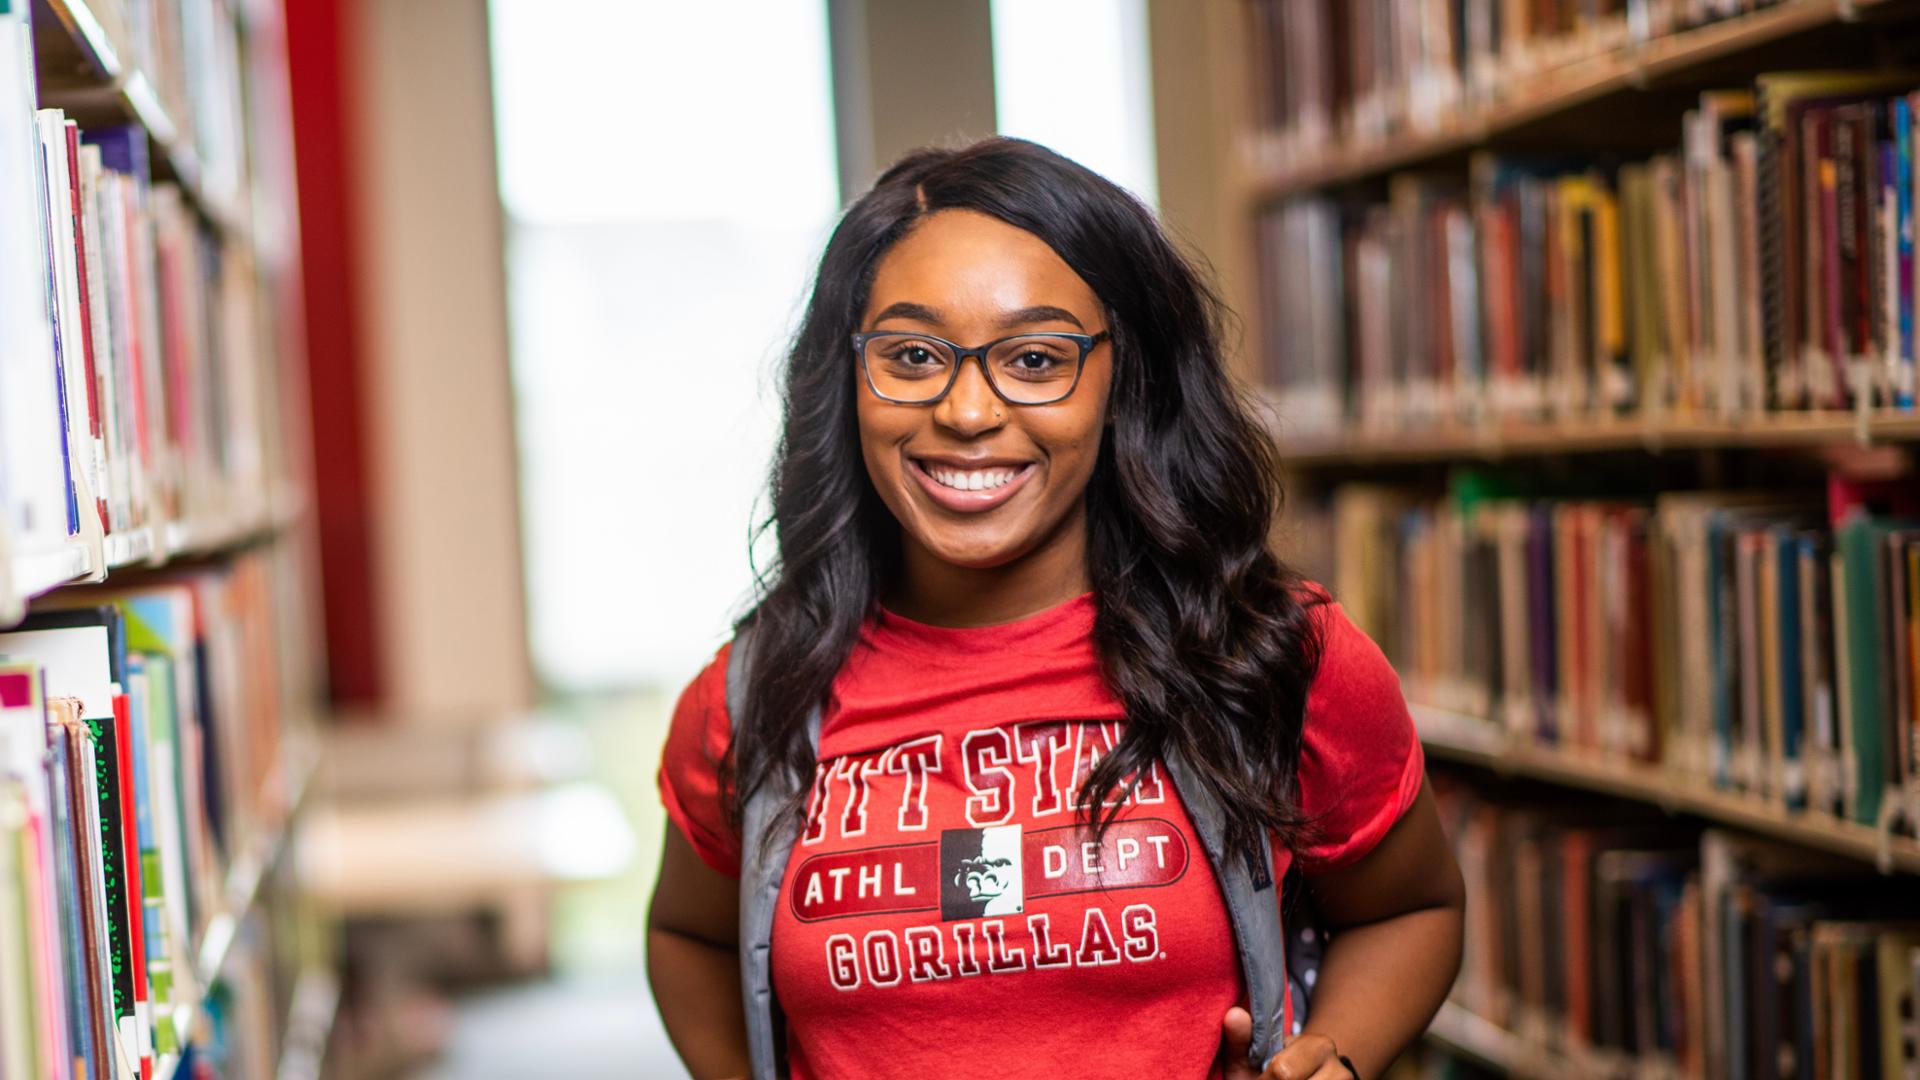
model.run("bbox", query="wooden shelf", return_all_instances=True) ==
[6,540,94,600]
[1277,410,1920,466]
[30,0,249,236]
[162,493,304,561]
[4,491,305,626]
[1424,1001,1613,1080]
[103,526,154,569]
[1414,705,1920,874]
[1244,0,1910,203]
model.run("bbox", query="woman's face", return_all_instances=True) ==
[856,209,1113,572]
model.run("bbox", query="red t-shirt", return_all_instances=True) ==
[658,590,1424,1080]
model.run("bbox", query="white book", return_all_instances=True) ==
[36,112,107,537]
[0,15,73,564]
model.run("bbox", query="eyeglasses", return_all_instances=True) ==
[852,329,1109,406]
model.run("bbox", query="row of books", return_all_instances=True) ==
[52,0,253,216]
[1243,0,1790,167]
[1438,779,1920,1080]
[1319,473,1920,831]
[0,550,298,1079]
[1259,74,1920,434]
[0,65,282,585]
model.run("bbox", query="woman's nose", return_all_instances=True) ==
[932,357,1007,436]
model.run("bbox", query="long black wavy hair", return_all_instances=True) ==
[728,137,1325,859]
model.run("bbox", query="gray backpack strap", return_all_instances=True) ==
[729,624,821,1080]
[1162,745,1296,1071]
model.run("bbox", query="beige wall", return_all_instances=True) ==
[1149,0,1254,383]
[352,0,534,722]
[829,0,997,199]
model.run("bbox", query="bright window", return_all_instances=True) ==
[991,0,1157,204]
[490,0,840,690]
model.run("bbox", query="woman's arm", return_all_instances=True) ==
[647,825,753,1079]
[1224,778,1464,1079]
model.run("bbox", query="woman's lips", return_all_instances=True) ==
[907,458,1037,513]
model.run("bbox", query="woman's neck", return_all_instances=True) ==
[886,509,1092,628]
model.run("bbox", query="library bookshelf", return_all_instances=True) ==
[1241,0,1919,203]
[1279,409,1920,464]
[1230,0,1920,1074]
[2,0,332,1076]
[1416,705,1920,873]
[1424,1000,1598,1080]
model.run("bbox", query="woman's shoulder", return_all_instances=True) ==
[665,638,739,768]
[661,638,745,876]
[1287,578,1360,645]
[1290,581,1425,871]
[1291,581,1401,712]
[1292,577,1334,608]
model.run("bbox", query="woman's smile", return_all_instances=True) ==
[906,455,1038,512]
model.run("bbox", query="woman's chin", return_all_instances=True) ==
[916,530,1035,572]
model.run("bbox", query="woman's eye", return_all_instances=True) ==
[889,345,940,366]
[1013,350,1062,370]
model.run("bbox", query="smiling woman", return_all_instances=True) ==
[646,138,1465,1080]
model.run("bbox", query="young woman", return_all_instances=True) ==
[648,138,1464,1080]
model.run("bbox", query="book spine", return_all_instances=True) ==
[60,123,108,534]
[1900,94,1917,409]
[1777,531,1808,811]
[1839,522,1888,825]
[79,712,136,1068]
[35,124,82,535]
[110,697,150,1079]
[1759,90,1796,409]
[1821,146,1849,408]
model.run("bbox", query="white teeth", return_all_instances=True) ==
[926,465,1021,492]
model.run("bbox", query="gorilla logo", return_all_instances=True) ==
[955,855,1015,902]
[939,825,1024,919]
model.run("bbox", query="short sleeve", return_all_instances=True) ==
[1290,600,1426,872]
[657,642,743,877]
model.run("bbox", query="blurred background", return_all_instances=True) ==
[14,0,1920,1077]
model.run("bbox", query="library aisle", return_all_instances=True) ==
[401,694,686,1080]
[15,0,1920,1077]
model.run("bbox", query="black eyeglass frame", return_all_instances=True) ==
[851,329,1110,406]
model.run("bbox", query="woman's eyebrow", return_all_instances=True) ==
[869,301,1087,331]
[996,305,1085,330]
[871,301,944,325]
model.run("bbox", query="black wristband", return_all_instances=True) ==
[1337,1053,1360,1079]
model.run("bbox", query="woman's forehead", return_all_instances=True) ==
[863,209,1100,330]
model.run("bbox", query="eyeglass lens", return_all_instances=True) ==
[862,333,1082,404]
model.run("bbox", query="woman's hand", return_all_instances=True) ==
[1215,1007,1355,1079]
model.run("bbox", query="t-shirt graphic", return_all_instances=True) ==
[941,824,1023,919]
[658,590,1426,1080]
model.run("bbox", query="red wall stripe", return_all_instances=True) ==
[283,0,384,705]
